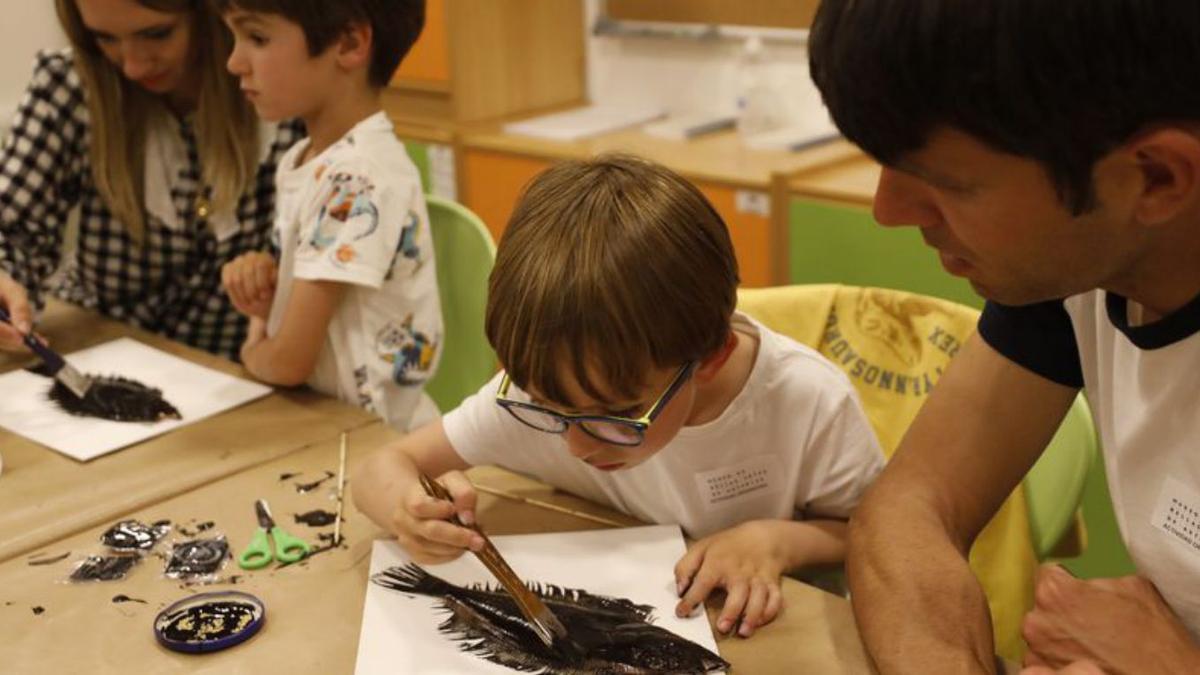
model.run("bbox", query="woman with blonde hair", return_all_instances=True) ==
[0,0,302,358]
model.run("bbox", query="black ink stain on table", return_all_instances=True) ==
[112,595,148,604]
[295,471,335,493]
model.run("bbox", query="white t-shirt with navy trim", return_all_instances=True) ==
[980,289,1200,636]
[443,313,885,539]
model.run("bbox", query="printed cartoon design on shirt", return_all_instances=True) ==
[854,290,935,368]
[308,172,379,251]
[353,365,376,413]
[375,314,439,385]
[385,209,424,280]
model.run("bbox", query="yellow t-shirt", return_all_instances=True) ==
[739,284,1034,660]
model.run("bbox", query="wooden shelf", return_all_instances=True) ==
[460,125,859,190]
[788,153,880,207]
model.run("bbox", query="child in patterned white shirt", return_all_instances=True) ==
[218,0,443,431]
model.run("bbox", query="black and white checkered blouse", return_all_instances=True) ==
[0,50,304,360]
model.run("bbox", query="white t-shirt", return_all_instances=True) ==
[268,112,443,431]
[443,313,885,539]
[980,290,1200,636]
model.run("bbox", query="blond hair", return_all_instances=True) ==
[485,154,739,406]
[55,0,259,242]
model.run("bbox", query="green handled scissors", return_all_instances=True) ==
[238,499,311,569]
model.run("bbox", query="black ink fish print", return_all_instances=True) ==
[27,362,181,422]
[50,375,181,422]
[371,563,729,674]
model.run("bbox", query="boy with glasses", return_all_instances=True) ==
[353,154,883,637]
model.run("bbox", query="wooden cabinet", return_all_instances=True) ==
[386,0,586,124]
[460,149,550,244]
[461,148,779,286]
[394,0,451,89]
[458,129,858,287]
[784,156,982,307]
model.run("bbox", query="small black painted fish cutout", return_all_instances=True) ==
[102,519,171,552]
[33,365,182,422]
[372,563,729,675]
[70,555,141,582]
[293,510,339,527]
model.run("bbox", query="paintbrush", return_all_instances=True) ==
[0,306,92,399]
[419,472,577,653]
[333,432,347,546]
[473,484,628,528]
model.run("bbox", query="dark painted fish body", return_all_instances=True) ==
[372,563,729,674]
[47,372,180,422]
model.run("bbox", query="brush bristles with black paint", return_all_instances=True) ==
[418,473,577,652]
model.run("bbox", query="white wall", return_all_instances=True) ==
[1,4,66,136]
[582,0,833,135]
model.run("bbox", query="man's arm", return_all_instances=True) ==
[849,333,1078,673]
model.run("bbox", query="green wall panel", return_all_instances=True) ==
[789,198,983,308]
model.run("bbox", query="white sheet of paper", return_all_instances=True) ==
[355,524,725,675]
[0,337,271,461]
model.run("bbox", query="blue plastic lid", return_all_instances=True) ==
[153,590,266,654]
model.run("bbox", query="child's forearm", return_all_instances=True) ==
[769,518,849,571]
[239,317,314,386]
[239,279,343,386]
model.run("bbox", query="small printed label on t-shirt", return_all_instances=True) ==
[1151,477,1200,555]
[694,456,783,509]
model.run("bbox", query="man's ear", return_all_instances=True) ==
[692,331,737,384]
[1125,128,1200,226]
[335,21,373,71]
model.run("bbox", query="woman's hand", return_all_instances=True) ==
[0,272,33,352]
[221,252,277,320]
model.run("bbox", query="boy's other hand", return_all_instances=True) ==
[221,252,277,320]
[393,470,485,564]
[673,520,786,638]
[0,272,33,351]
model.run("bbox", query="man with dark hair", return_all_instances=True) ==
[808,1,1200,672]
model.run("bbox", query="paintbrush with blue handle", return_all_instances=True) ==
[0,306,93,399]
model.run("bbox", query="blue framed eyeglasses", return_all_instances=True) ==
[495,362,697,447]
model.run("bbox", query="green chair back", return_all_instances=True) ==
[424,195,497,412]
[1022,394,1098,559]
